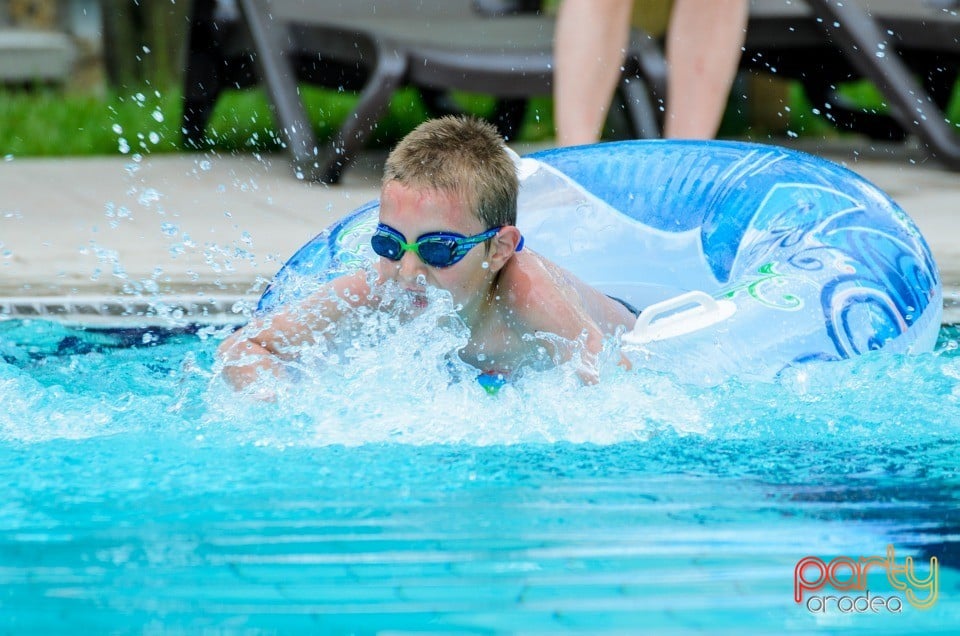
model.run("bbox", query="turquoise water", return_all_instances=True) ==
[1,317,958,633]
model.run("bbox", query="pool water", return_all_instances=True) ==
[1,316,958,633]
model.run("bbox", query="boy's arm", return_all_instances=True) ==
[527,301,607,385]
[217,271,371,392]
[506,264,609,385]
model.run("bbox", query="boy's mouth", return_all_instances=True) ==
[402,286,428,309]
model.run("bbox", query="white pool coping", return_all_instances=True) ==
[2,140,959,324]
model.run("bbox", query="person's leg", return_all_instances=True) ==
[554,0,635,146]
[663,0,748,139]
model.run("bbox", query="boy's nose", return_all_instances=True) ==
[397,249,424,281]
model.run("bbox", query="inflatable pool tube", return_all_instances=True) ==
[258,140,942,384]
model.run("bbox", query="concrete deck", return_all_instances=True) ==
[2,139,958,322]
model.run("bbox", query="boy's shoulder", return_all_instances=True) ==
[499,250,570,293]
[495,252,568,318]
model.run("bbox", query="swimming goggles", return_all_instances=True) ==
[371,223,522,268]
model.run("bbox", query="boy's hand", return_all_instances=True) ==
[218,336,287,393]
[576,363,600,385]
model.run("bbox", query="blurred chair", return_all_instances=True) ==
[0,0,75,86]
[181,0,667,183]
[744,0,960,169]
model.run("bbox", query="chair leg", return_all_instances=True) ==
[181,0,221,148]
[491,98,528,141]
[312,45,407,183]
[322,44,406,183]
[807,0,960,169]
[616,76,662,139]
[805,83,907,142]
[618,30,668,138]
[420,88,462,118]
[420,90,527,141]
[236,0,325,180]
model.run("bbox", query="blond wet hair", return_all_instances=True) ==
[382,116,519,229]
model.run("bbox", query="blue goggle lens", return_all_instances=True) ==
[371,225,500,268]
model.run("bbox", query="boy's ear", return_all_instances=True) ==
[487,225,523,270]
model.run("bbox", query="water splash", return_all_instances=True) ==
[3,309,958,452]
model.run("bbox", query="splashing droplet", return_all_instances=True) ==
[138,188,161,206]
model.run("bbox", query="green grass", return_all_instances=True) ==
[1,77,955,158]
[0,85,555,158]
[1,88,183,156]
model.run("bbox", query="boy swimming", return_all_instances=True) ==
[217,116,636,391]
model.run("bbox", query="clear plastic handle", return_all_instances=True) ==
[624,291,736,344]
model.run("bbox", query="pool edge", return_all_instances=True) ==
[0,294,256,327]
